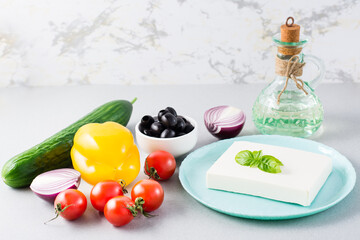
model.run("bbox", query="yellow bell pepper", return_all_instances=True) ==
[71,121,140,186]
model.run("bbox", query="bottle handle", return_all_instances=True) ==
[302,54,325,89]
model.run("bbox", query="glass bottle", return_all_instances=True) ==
[252,21,325,138]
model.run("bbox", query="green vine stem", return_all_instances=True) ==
[134,197,156,218]
[145,159,161,180]
[44,203,73,224]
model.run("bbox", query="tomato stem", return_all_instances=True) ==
[126,205,138,217]
[134,197,156,218]
[44,203,73,224]
[145,159,161,180]
[149,167,160,180]
[118,179,128,194]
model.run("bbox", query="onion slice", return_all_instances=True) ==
[30,168,81,201]
[204,105,246,139]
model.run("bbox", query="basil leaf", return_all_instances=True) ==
[235,150,284,174]
[251,150,263,167]
[235,150,254,166]
[253,150,263,161]
[263,155,284,166]
[258,155,283,173]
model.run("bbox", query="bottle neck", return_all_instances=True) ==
[274,50,307,90]
[275,46,305,80]
[276,50,304,62]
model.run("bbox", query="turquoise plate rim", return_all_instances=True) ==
[179,135,356,220]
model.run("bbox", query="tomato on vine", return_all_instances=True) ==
[47,189,87,223]
[104,196,138,227]
[144,151,176,180]
[90,180,126,212]
[131,179,164,212]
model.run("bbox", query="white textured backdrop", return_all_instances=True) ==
[0,0,359,86]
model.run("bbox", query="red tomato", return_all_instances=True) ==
[54,189,87,221]
[144,150,176,180]
[131,179,164,212]
[90,180,124,212]
[104,196,137,227]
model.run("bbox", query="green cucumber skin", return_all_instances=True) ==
[1,100,133,188]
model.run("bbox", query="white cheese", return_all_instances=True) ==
[206,141,332,206]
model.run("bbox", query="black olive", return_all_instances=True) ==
[176,132,186,137]
[160,113,177,128]
[173,116,185,132]
[165,107,177,117]
[184,122,194,133]
[150,122,165,137]
[143,129,152,136]
[158,109,169,120]
[138,123,147,133]
[160,129,176,138]
[141,115,155,128]
[178,115,188,123]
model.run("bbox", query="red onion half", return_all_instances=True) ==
[204,105,246,139]
[30,168,81,201]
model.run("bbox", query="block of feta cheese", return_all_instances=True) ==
[206,141,332,206]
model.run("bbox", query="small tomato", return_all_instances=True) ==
[51,189,87,222]
[90,180,125,212]
[104,196,138,227]
[131,179,164,212]
[144,151,176,180]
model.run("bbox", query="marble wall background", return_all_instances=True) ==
[0,0,359,87]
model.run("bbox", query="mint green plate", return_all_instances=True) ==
[179,135,356,220]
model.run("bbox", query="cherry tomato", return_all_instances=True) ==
[104,196,137,227]
[131,179,164,212]
[54,189,87,221]
[144,150,176,180]
[90,180,125,212]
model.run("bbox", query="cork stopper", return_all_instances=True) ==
[280,17,300,42]
[278,17,302,55]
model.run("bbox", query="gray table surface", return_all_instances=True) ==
[0,83,359,240]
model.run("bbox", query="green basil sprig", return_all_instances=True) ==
[235,150,283,173]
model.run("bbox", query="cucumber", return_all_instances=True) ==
[2,99,136,188]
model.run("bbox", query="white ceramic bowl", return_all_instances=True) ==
[135,116,198,158]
